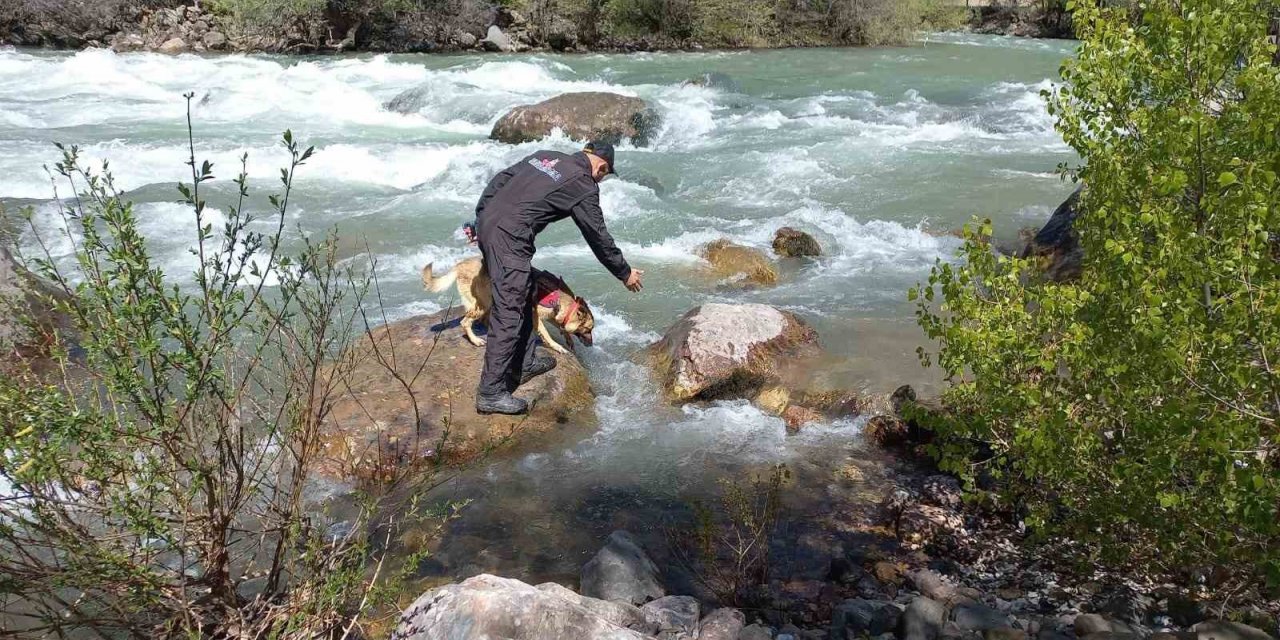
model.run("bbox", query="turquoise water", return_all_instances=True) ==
[0,33,1079,586]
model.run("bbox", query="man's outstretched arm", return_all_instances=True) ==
[570,191,632,282]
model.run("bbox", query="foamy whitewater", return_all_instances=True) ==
[0,36,1080,579]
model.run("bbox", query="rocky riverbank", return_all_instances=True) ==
[387,492,1280,640]
[0,0,1066,55]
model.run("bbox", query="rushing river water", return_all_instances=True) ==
[0,34,1079,594]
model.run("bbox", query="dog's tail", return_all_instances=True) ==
[421,263,459,293]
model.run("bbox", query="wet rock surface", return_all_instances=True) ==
[317,306,594,487]
[491,92,660,145]
[1020,185,1083,282]
[772,227,823,258]
[700,239,780,287]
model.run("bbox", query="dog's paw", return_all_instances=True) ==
[468,337,487,347]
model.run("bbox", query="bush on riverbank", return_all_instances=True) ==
[914,0,1280,584]
[0,101,448,637]
[544,0,966,47]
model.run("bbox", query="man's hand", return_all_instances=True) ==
[625,269,644,292]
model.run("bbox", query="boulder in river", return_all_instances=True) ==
[699,239,779,287]
[646,303,820,403]
[385,85,433,115]
[390,574,653,640]
[1020,185,1083,282]
[491,92,660,146]
[318,306,594,487]
[580,530,665,606]
[772,227,822,258]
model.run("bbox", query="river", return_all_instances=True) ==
[0,33,1078,598]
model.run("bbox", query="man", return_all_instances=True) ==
[472,141,644,415]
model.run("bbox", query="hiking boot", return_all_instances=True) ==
[476,392,529,416]
[520,354,558,385]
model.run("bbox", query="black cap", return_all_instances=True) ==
[584,141,617,176]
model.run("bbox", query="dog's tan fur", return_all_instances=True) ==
[421,257,596,355]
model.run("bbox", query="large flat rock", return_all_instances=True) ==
[318,307,594,486]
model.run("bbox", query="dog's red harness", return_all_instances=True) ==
[538,289,580,325]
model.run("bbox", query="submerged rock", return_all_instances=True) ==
[580,530,665,606]
[699,239,779,287]
[318,306,594,486]
[491,92,660,146]
[682,71,741,92]
[391,574,652,640]
[646,303,820,403]
[385,85,433,115]
[772,227,822,258]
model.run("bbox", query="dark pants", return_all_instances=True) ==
[476,218,539,397]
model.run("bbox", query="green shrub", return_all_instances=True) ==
[913,0,1280,582]
[604,0,698,40]
[667,465,789,607]
[206,0,326,25]
[0,98,448,637]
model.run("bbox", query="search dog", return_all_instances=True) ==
[421,257,595,355]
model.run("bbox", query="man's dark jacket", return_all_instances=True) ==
[474,150,631,281]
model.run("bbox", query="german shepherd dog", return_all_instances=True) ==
[421,257,596,355]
